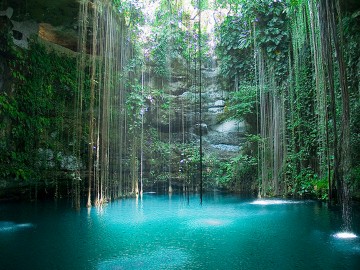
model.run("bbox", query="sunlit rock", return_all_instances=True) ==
[214,100,225,107]
[208,107,223,114]
[213,120,245,133]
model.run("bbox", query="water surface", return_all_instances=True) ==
[1,194,360,269]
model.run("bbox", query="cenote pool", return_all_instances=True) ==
[1,194,360,269]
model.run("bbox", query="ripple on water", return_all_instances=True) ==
[0,221,35,232]
[97,248,189,270]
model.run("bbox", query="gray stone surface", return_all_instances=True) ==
[11,20,38,49]
[214,100,225,107]
[166,65,247,158]
[0,7,13,19]
[212,120,246,133]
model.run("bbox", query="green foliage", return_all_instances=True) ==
[252,1,289,58]
[289,169,328,200]
[113,0,145,26]
[344,11,360,176]
[2,0,359,201]
[212,154,257,192]
[349,166,360,194]
[226,84,257,121]
[151,29,172,80]
[0,37,78,182]
[149,0,211,84]
[215,0,242,12]
[126,82,146,130]
[216,15,254,88]
[351,102,360,167]
[216,0,289,90]
[179,145,220,189]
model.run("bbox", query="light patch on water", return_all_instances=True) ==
[188,218,231,228]
[15,223,33,228]
[97,248,189,270]
[0,221,35,232]
[203,219,223,226]
[333,232,358,239]
[250,199,301,205]
[330,231,360,255]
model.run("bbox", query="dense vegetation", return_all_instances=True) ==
[0,35,78,199]
[214,0,360,203]
[0,0,360,205]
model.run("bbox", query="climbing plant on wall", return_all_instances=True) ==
[0,35,79,198]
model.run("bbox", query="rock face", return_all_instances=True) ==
[165,65,246,160]
[9,19,39,49]
[1,1,79,51]
[202,76,245,159]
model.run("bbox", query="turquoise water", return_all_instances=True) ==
[1,194,360,269]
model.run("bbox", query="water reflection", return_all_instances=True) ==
[1,195,360,269]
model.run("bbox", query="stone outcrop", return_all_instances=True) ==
[165,64,246,160]
[1,1,79,51]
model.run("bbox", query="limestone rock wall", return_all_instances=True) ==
[1,0,79,51]
[164,64,246,160]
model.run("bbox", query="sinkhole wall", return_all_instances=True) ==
[0,0,256,202]
[0,0,92,200]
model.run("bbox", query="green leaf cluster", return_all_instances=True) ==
[212,154,257,192]
[0,37,78,183]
